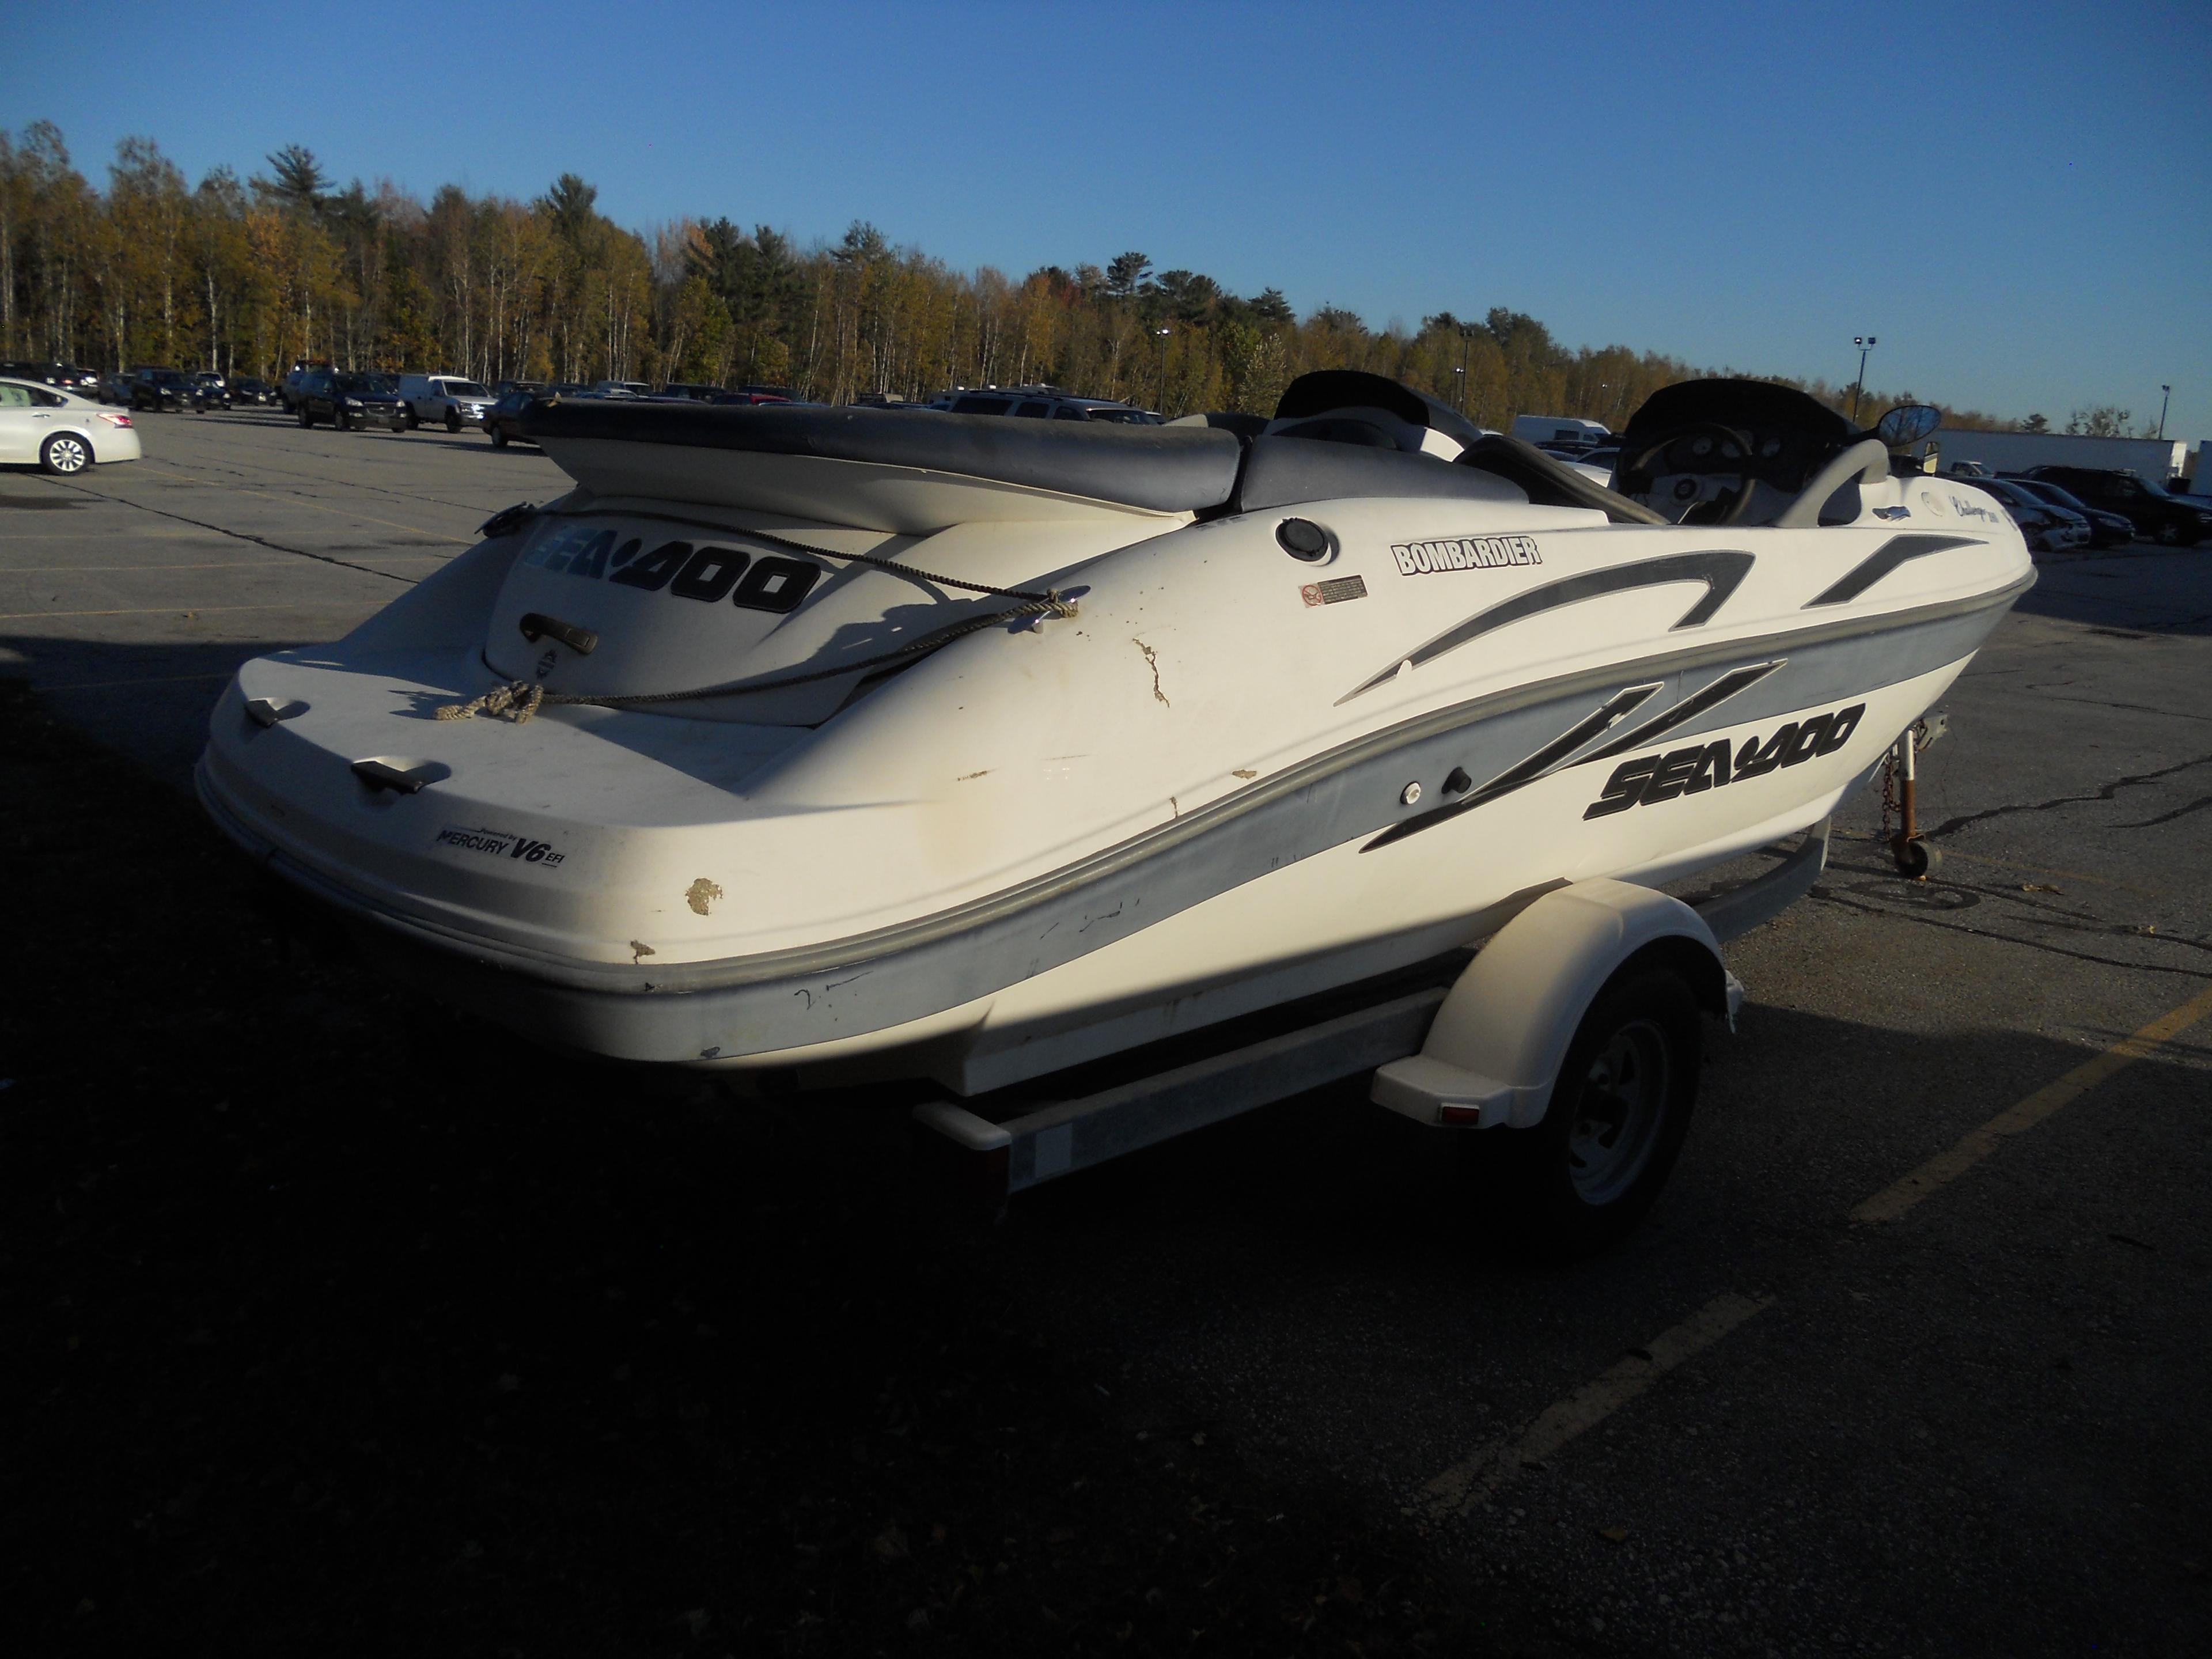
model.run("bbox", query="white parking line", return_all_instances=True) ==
[1853,982,2212,1223]
[1416,1291,1773,1519]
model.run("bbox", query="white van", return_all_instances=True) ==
[396,374,495,431]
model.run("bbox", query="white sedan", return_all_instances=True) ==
[0,376,143,475]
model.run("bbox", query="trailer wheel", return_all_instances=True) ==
[1464,965,1702,1260]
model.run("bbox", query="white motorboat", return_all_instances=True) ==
[196,371,2030,1243]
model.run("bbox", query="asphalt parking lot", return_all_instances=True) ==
[5,410,2210,1657]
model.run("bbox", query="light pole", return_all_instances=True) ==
[1456,324,1473,415]
[1152,326,1172,414]
[1850,335,1877,422]
[2157,384,2171,440]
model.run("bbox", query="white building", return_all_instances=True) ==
[1929,427,2186,482]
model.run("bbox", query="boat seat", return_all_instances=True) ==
[521,399,1245,514]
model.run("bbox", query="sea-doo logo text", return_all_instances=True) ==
[1389,535,1541,576]
[433,824,566,868]
[520,524,822,615]
[1583,703,1865,820]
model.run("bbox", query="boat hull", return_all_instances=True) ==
[196,416,2035,1089]
[196,612,2003,1091]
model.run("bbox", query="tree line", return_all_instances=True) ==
[1,122,2029,432]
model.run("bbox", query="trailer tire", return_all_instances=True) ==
[1463,964,1701,1261]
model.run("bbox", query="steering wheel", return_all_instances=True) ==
[1627,421,1760,525]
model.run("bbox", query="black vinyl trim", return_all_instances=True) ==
[1572,658,1787,766]
[1340,549,1755,703]
[1362,682,1663,851]
[1805,534,1980,607]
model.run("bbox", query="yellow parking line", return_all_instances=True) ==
[1416,1292,1773,1518]
[69,475,465,542]
[39,671,237,692]
[1928,846,2169,900]
[0,604,309,620]
[0,562,290,573]
[1853,982,2212,1223]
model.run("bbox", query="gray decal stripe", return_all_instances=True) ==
[1806,535,1980,607]
[224,571,2034,1010]
[1340,550,1755,704]
[1362,682,1662,853]
[1573,658,1787,766]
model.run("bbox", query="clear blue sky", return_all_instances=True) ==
[6,0,2207,437]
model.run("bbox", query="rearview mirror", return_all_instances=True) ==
[1875,403,1942,448]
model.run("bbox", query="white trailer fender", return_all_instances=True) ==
[1370,879,1736,1130]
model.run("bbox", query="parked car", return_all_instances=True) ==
[1967,478,2089,554]
[0,359,94,395]
[709,391,793,406]
[20,362,100,396]
[0,375,142,474]
[483,388,540,448]
[294,368,409,432]
[396,373,495,431]
[130,368,213,412]
[227,376,274,407]
[96,370,134,405]
[2023,465,2212,546]
[189,371,232,409]
[657,382,725,402]
[591,379,650,397]
[2001,476,2134,548]
[931,386,1161,423]
[491,378,548,397]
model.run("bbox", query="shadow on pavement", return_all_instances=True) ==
[0,636,301,791]
[0,675,1569,1658]
[6,671,2207,1656]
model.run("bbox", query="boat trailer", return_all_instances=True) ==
[916,817,1834,1214]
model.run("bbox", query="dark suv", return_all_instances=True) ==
[294,369,409,432]
[2022,466,2212,546]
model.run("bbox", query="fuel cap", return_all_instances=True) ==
[1275,517,1331,560]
